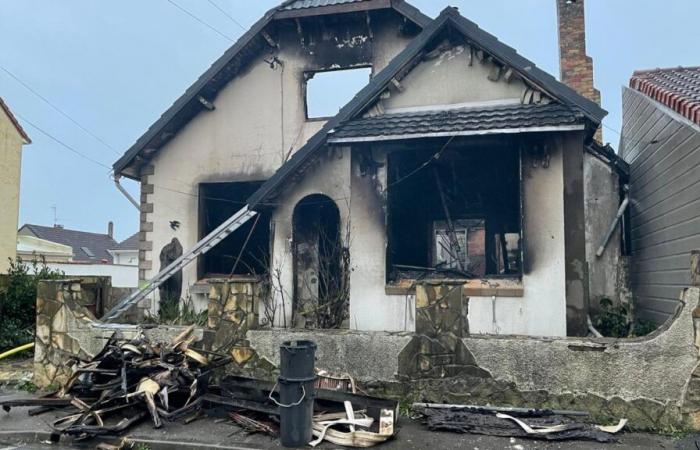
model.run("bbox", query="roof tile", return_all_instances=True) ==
[21,224,118,263]
[331,103,583,140]
[630,66,700,126]
[280,0,369,10]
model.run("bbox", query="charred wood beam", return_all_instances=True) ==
[433,167,466,272]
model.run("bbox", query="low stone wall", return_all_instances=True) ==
[241,288,700,430]
[34,279,201,387]
[34,277,700,430]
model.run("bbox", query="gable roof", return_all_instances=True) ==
[111,232,139,251]
[112,0,429,179]
[630,66,700,126]
[19,224,118,263]
[0,97,31,144]
[247,7,608,208]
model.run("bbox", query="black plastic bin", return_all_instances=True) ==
[278,340,316,448]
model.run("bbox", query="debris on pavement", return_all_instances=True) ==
[310,400,395,447]
[0,327,230,440]
[1,336,402,447]
[412,403,626,443]
[219,375,399,447]
[229,411,279,437]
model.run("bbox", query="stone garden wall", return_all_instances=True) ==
[34,278,200,387]
[33,277,700,430]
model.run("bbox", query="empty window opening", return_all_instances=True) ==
[198,181,271,278]
[305,67,372,119]
[386,138,522,282]
[292,194,347,329]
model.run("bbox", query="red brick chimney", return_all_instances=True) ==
[556,0,602,141]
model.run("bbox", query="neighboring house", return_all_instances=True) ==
[113,0,624,336]
[16,235,72,263]
[0,97,31,273]
[108,233,138,266]
[620,66,700,324]
[17,223,138,287]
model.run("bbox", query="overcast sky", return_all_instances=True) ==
[1,0,698,241]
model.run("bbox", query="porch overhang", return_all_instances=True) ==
[328,124,585,144]
[327,102,587,144]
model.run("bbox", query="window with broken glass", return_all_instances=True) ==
[386,136,522,283]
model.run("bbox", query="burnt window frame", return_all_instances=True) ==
[384,136,524,284]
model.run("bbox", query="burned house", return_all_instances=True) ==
[113,0,626,337]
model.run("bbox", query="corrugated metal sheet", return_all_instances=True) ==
[622,86,700,324]
[280,0,370,11]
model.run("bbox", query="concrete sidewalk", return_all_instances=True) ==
[0,389,695,450]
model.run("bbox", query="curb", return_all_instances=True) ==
[0,431,264,450]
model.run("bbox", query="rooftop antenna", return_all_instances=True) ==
[51,204,63,228]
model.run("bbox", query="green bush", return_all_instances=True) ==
[0,257,63,352]
[594,297,658,338]
[143,295,207,326]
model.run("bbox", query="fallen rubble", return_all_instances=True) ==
[412,403,626,443]
[1,326,229,440]
[1,331,400,448]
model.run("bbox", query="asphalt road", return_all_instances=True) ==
[1,389,698,450]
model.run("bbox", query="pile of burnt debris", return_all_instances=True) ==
[412,403,627,443]
[0,332,397,448]
[0,331,628,447]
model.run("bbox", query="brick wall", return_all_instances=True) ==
[556,0,602,141]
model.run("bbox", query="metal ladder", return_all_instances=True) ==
[102,206,258,323]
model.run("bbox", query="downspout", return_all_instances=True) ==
[596,185,630,257]
[113,174,140,210]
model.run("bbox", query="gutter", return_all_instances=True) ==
[113,175,140,210]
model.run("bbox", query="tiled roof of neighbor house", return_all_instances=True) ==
[111,233,139,251]
[247,7,607,208]
[280,0,370,10]
[20,224,118,263]
[630,66,700,126]
[0,97,31,144]
[330,103,583,141]
[112,0,429,179]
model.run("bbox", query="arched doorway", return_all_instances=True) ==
[292,194,346,329]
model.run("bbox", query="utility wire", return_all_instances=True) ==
[165,0,234,42]
[386,135,456,190]
[0,65,120,155]
[206,0,247,31]
[15,112,112,170]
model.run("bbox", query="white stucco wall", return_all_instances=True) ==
[468,142,567,336]
[110,249,138,266]
[267,147,352,328]
[141,16,415,311]
[379,44,528,112]
[348,149,415,332]
[33,263,138,288]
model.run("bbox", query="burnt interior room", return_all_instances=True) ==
[198,181,271,278]
[386,136,522,281]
